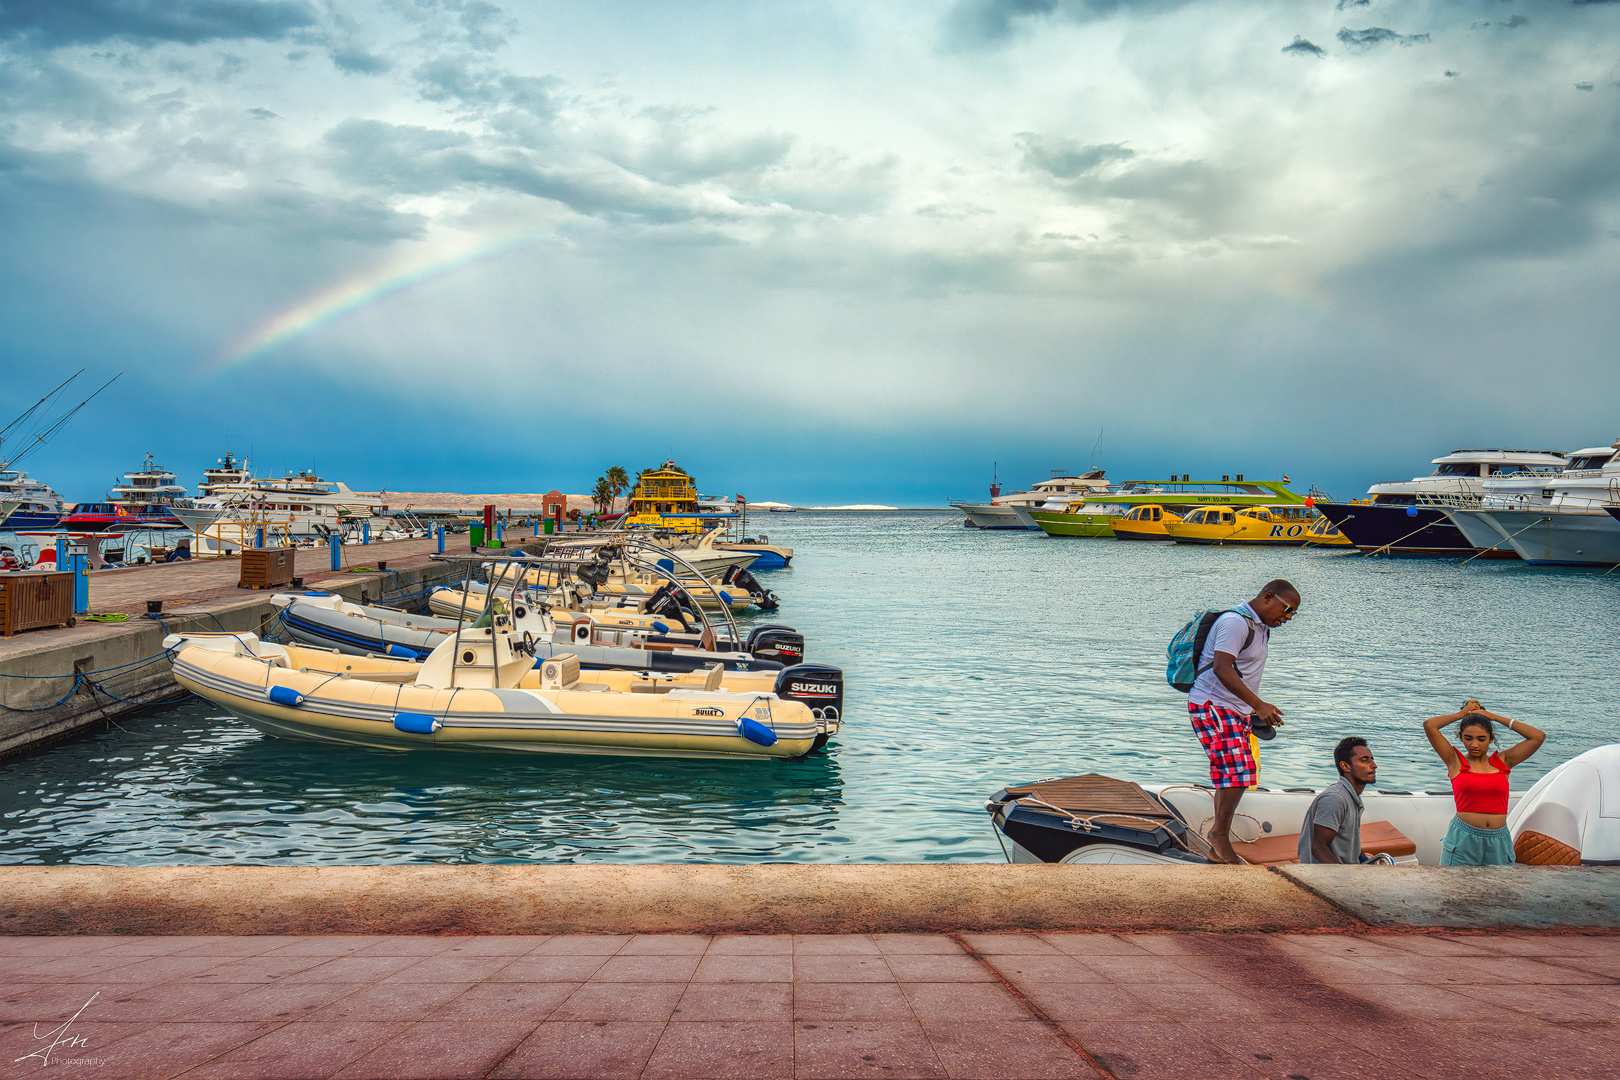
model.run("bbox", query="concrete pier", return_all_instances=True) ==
[0,532,538,758]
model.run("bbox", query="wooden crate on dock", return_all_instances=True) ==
[239,547,295,590]
[0,571,75,636]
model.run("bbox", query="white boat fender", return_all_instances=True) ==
[393,712,443,735]
[268,686,306,708]
[738,716,777,747]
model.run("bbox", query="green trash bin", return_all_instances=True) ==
[543,519,555,535]
[470,524,485,547]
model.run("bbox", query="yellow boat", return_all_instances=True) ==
[621,463,706,532]
[1109,504,1184,541]
[1166,504,1349,546]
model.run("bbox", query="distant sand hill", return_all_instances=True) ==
[379,492,614,515]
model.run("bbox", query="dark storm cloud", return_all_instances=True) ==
[1018,135,1134,179]
[331,48,391,75]
[1281,36,1326,57]
[945,0,1193,45]
[1337,27,1432,51]
[0,0,316,48]
[1336,0,1370,9]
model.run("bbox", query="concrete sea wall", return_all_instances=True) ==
[0,558,467,759]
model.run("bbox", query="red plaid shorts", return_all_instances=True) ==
[1188,701,1256,788]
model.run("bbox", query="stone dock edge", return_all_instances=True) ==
[1,864,1614,937]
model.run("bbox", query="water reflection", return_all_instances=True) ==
[0,701,844,865]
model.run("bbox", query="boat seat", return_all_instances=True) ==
[1230,820,1417,866]
[1514,829,1580,866]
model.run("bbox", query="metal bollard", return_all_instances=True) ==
[329,534,341,571]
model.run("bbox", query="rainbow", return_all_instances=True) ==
[215,230,555,372]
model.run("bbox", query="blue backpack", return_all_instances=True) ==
[1166,608,1256,693]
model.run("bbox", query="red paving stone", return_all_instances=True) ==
[0,931,1614,1078]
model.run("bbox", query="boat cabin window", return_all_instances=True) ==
[1222,512,1235,524]
[1432,463,1483,477]
[1372,494,1415,505]
[1566,454,1614,471]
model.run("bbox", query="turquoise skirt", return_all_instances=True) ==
[1440,817,1515,866]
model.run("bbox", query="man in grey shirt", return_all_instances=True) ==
[1298,737,1378,864]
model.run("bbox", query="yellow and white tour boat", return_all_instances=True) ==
[1108,504,1184,541]
[1166,504,1349,547]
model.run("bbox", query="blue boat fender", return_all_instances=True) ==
[651,621,669,634]
[393,712,443,735]
[267,686,305,707]
[737,716,777,746]
[1406,506,1420,517]
[386,643,419,659]
[719,590,733,606]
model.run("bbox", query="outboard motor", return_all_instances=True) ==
[641,584,692,633]
[746,624,804,665]
[775,663,844,746]
[721,565,780,611]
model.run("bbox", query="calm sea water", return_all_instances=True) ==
[2,512,1616,865]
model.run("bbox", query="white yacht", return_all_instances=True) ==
[198,452,252,497]
[1313,448,1567,556]
[951,469,1111,530]
[110,454,187,506]
[1444,441,1620,565]
[172,470,390,555]
[0,470,65,529]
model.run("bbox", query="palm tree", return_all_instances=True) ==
[591,476,613,515]
[604,465,630,510]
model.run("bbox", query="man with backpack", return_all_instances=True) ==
[1172,579,1300,864]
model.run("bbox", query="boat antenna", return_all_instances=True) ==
[1089,427,1104,469]
[0,370,121,472]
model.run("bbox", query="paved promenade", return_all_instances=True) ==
[2,930,1615,1080]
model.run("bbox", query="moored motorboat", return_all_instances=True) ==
[951,469,1111,530]
[1109,504,1184,541]
[1166,504,1344,546]
[1026,478,1306,538]
[988,747,1620,865]
[168,626,840,759]
[1315,447,1569,556]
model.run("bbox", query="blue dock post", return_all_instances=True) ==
[497,518,505,542]
[329,534,341,571]
[55,534,68,569]
[255,526,265,549]
[436,524,445,553]
[362,521,370,545]
[69,544,89,614]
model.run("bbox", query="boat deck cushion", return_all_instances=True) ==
[1514,829,1580,866]
[1232,820,1416,866]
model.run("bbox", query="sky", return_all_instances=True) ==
[1,0,1618,506]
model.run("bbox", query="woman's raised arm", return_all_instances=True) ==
[1423,703,1475,776]
[1479,709,1546,769]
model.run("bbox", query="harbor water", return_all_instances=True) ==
[1,511,1616,865]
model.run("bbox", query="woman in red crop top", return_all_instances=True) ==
[1422,701,1546,865]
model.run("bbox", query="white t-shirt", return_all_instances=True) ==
[1187,602,1269,715]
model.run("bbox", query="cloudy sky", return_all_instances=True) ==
[1,0,1617,504]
